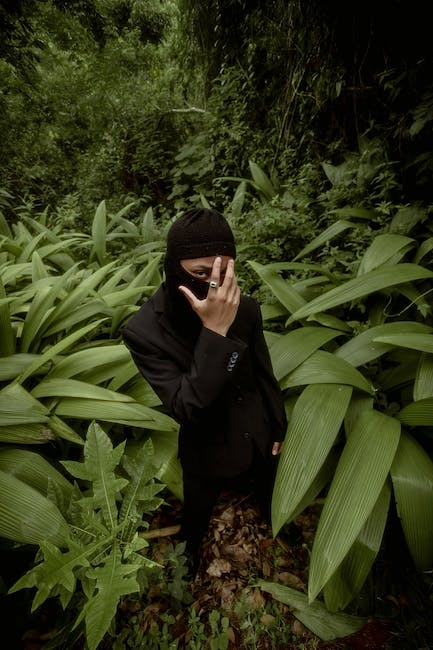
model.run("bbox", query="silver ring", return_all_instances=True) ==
[209,280,219,289]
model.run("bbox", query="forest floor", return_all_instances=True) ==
[115,491,433,650]
[13,490,433,649]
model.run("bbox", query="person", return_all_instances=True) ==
[122,208,287,576]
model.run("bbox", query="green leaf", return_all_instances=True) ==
[269,326,342,381]
[248,160,277,200]
[308,410,400,602]
[373,333,433,353]
[397,397,433,426]
[323,480,391,611]
[16,318,106,384]
[0,448,73,497]
[0,383,48,426]
[82,543,141,650]
[48,344,131,379]
[257,582,366,641]
[280,350,374,394]
[92,200,107,265]
[289,264,433,323]
[356,234,415,275]
[335,322,432,367]
[62,422,127,530]
[120,439,164,540]
[294,220,358,261]
[54,397,177,431]
[0,471,70,546]
[32,378,135,402]
[231,181,247,220]
[272,384,353,535]
[390,433,433,570]
[0,353,43,380]
[414,353,433,401]
[0,276,14,355]
[248,261,306,314]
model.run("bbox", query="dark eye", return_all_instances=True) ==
[194,270,209,279]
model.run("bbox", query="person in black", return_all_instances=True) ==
[122,208,287,576]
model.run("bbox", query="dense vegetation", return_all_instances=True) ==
[1,1,433,648]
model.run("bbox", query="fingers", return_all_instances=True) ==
[272,442,282,456]
[208,256,222,291]
[178,285,199,308]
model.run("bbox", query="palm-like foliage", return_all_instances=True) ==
[255,221,433,612]
[0,203,182,553]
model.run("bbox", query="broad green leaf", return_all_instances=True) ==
[0,383,48,425]
[356,234,415,275]
[269,326,342,381]
[260,261,340,282]
[39,262,116,335]
[0,448,73,497]
[54,398,176,431]
[231,180,247,220]
[0,423,55,444]
[16,318,106,384]
[308,410,400,602]
[17,231,46,263]
[280,350,374,394]
[373,333,433,353]
[335,322,432,367]
[294,220,358,261]
[414,353,433,401]
[0,262,33,285]
[390,432,433,569]
[389,205,426,235]
[397,397,433,426]
[377,348,419,391]
[92,200,107,265]
[0,471,70,546]
[248,261,306,314]
[47,414,84,445]
[272,384,353,535]
[289,264,433,323]
[31,378,135,402]
[0,276,14,355]
[62,421,127,530]
[323,480,391,611]
[248,160,277,199]
[257,582,366,641]
[414,237,433,264]
[0,353,48,381]
[48,344,131,379]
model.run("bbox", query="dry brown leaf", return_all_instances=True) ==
[278,571,306,590]
[260,613,276,627]
[207,558,232,577]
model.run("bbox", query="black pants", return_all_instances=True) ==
[180,445,277,572]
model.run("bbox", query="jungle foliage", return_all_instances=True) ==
[1,0,433,648]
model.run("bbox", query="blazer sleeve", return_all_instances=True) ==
[250,300,287,442]
[123,322,247,425]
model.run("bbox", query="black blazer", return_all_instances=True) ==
[122,285,287,478]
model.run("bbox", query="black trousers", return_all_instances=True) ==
[180,444,277,572]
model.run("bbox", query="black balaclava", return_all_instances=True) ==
[163,208,236,336]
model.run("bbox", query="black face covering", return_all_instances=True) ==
[163,208,236,338]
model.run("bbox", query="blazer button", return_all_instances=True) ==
[243,432,251,439]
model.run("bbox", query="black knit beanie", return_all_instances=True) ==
[163,208,236,334]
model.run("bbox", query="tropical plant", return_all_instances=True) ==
[255,210,433,613]
[8,421,165,650]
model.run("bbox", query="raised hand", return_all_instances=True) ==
[178,256,240,336]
